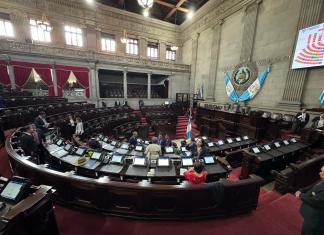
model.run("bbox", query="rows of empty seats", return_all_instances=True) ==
[3,96,67,108]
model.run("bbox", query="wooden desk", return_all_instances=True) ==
[0,183,58,235]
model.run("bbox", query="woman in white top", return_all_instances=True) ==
[75,117,84,136]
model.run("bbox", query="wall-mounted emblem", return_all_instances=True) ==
[225,63,271,102]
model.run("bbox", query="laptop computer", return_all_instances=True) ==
[203,156,215,164]
[181,157,193,167]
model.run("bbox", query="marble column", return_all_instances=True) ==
[240,1,261,62]
[51,64,58,96]
[190,33,200,106]
[139,37,147,59]
[279,0,323,109]
[207,20,223,101]
[88,63,98,100]
[123,70,127,99]
[147,72,151,99]
[159,41,166,61]
[7,63,16,90]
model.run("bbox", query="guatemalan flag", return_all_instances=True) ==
[186,117,192,139]
[320,90,324,107]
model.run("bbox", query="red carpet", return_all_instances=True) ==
[54,193,302,235]
[175,115,199,139]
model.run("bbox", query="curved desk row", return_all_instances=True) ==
[6,131,264,220]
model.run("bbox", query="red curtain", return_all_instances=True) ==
[0,60,10,88]
[11,61,54,96]
[55,65,89,98]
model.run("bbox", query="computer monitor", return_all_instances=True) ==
[165,147,174,153]
[227,138,233,143]
[181,147,187,152]
[0,178,30,203]
[103,137,108,143]
[64,143,72,151]
[182,157,193,166]
[120,143,129,150]
[91,151,102,161]
[157,157,170,167]
[283,140,290,145]
[243,136,249,140]
[207,142,214,147]
[111,154,123,164]
[75,147,86,156]
[98,134,103,140]
[135,145,143,152]
[291,138,297,143]
[274,142,281,148]
[252,147,261,154]
[264,145,271,151]
[236,137,242,142]
[204,156,215,164]
[56,139,63,146]
[133,157,146,166]
[110,140,117,146]
[218,140,224,145]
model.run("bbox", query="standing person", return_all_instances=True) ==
[34,111,50,141]
[67,114,76,139]
[129,131,138,146]
[74,117,84,137]
[145,137,162,160]
[295,165,324,235]
[292,109,310,133]
[20,125,38,161]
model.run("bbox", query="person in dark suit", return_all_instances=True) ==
[129,131,138,146]
[295,165,324,235]
[186,137,196,153]
[20,125,38,159]
[292,109,310,134]
[88,133,101,150]
[34,111,50,140]
[192,138,209,159]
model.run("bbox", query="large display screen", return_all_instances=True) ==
[292,23,324,69]
[0,181,24,201]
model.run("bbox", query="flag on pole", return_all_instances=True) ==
[320,90,324,107]
[186,117,192,139]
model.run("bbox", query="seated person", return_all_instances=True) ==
[317,113,324,129]
[144,137,162,160]
[88,133,101,149]
[292,108,309,133]
[183,161,207,184]
[192,138,209,158]
[164,134,172,147]
[186,137,196,153]
[129,131,138,146]
[157,133,166,147]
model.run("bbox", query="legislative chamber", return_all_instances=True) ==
[0,0,323,235]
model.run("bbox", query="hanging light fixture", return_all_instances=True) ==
[37,13,52,32]
[137,0,154,9]
[120,29,128,44]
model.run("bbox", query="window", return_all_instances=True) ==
[166,47,176,61]
[126,38,138,55]
[64,25,83,47]
[0,19,14,37]
[101,33,116,52]
[30,19,51,42]
[147,42,158,59]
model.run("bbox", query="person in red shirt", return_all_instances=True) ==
[183,161,207,184]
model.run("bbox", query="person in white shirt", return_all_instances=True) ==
[74,117,84,136]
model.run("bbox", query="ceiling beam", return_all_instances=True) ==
[164,0,187,20]
[154,0,188,13]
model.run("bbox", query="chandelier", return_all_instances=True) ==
[171,45,178,51]
[137,0,154,9]
[120,29,128,44]
[37,13,52,32]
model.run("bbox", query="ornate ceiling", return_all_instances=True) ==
[96,0,209,25]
